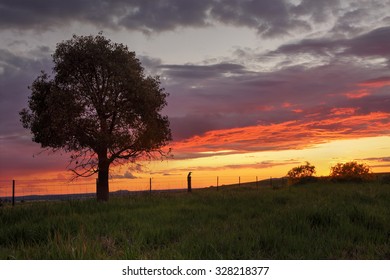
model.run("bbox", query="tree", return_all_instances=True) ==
[287,161,316,185]
[20,34,172,201]
[330,161,373,182]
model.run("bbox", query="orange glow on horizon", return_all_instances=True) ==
[2,135,390,197]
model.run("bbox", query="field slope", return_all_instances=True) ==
[1,182,390,259]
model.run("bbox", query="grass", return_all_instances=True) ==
[1,181,390,259]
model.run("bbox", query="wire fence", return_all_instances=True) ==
[0,175,287,204]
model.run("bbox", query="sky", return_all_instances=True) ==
[1,0,390,193]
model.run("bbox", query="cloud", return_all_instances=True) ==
[2,0,383,38]
[292,0,340,23]
[2,1,390,179]
[0,47,52,135]
[0,47,66,179]
[361,157,390,162]
[118,0,212,33]
[0,0,297,36]
[0,0,123,31]
[163,48,390,142]
[160,63,248,79]
[171,111,390,159]
[271,26,390,59]
[344,26,390,57]
[331,0,390,36]
[111,170,138,179]
[0,136,70,179]
[156,22,390,149]
[208,0,311,37]
[358,76,390,88]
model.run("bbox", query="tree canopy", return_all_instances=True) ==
[287,161,316,185]
[330,161,373,182]
[20,33,172,201]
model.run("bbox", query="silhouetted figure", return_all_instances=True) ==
[187,172,192,192]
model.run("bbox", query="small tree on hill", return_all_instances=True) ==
[287,161,316,185]
[330,161,373,182]
[20,34,172,201]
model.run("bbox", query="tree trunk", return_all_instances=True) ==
[97,155,110,202]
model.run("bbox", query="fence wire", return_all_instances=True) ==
[0,175,285,203]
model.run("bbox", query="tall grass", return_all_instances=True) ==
[1,182,390,259]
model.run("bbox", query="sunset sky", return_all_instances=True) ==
[1,0,390,193]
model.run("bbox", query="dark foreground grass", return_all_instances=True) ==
[1,182,390,259]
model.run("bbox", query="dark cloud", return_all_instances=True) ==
[0,48,52,135]
[0,0,121,30]
[209,0,311,37]
[344,26,390,57]
[0,1,215,33]
[272,37,340,57]
[118,0,212,33]
[0,0,365,37]
[272,26,390,59]
[0,47,56,178]
[292,0,340,23]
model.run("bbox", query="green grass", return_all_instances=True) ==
[1,182,390,259]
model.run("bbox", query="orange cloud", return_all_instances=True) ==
[330,107,358,115]
[171,111,390,159]
[344,76,390,100]
[358,76,390,88]
[344,89,370,99]
[292,109,303,113]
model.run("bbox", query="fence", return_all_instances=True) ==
[0,175,287,204]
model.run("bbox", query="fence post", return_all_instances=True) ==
[12,180,15,206]
[187,172,192,192]
[217,176,219,191]
[239,176,241,187]
[256,176,258,189]
[149,178,152,194]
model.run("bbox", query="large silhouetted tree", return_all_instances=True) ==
[20,34,172,201]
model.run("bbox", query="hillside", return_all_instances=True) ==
[1,181,390,259]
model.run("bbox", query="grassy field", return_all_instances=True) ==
[1,181,390,259]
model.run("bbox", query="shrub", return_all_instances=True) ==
[330,161,374,182]
[287,162,316,185]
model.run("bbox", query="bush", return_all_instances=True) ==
[330,161,374,182]
[287,162,316,185]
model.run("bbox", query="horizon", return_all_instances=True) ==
[1,1,390,196]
